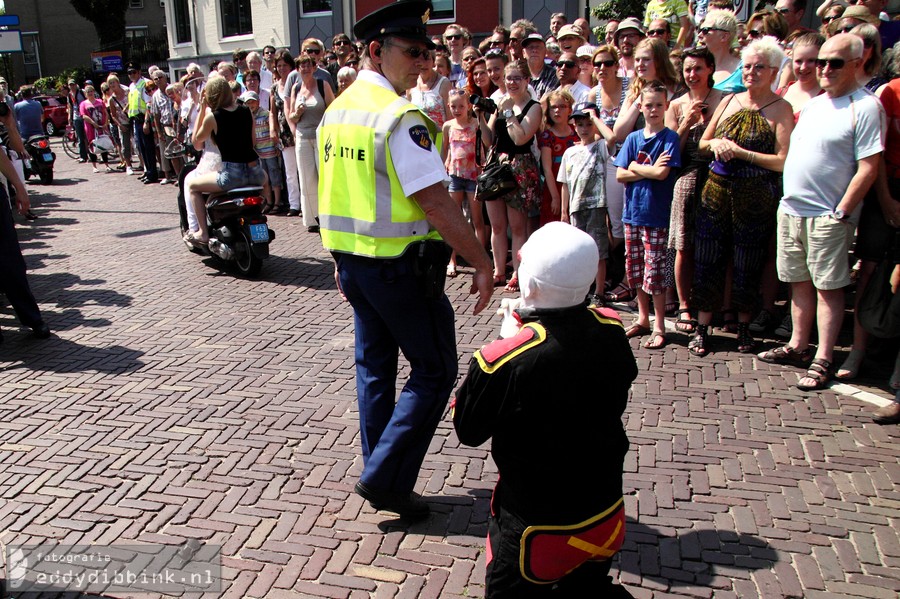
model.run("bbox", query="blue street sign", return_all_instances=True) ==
[0,15,20,27]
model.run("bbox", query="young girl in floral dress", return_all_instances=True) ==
[538,89,579,227]
[441,89,482,277]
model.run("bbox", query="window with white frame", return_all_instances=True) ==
[172,0,191,44]
[221,0,253,37]
[301,0,332,16]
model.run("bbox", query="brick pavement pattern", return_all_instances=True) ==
[0,146,898,598]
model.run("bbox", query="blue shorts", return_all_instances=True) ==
[216,161,266,189]
[259,156,283,189]
[449,175,476,193]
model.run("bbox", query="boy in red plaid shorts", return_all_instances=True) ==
[614,81,681,349]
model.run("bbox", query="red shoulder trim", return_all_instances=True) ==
[474,323,547,373]
[480,326,539,363]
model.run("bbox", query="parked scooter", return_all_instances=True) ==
[176,151,275,278]
[23,135,55,184]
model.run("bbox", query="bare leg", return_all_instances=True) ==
[635,289,652,329]
[797,287,844,388]
[788,280,816,352]
[507,205,528,283]
[468,194,487,250]
[838,260,875,378]
[448,190,465,273]
[675,248,693,312]
[485,200,509,283]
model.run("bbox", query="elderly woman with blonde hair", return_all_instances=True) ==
[689,37,794,357]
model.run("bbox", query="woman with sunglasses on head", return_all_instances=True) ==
[290,53,335,230]
[850,23,886,91]
[409,49,451,127]
[475,58,543,292]
[665,46,723,335]
[698,10,743,91]
[587,44,631,301]
[690,36,794,357]
[819,3,846,36]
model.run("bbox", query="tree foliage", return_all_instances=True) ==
[69,0,128,48]
[591,0,649,23]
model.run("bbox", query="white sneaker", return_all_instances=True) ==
[126,167,134,176]
[159,178,171,185]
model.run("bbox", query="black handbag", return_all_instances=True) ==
[475,124,518,201]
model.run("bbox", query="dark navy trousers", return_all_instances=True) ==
[336,251,457,495]
[0,187,42,328]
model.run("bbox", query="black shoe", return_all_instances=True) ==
[31,322,51,339]
[307,225,319,233]
[0,327,4,343]
[143,178,159,184]
[354,481,430,520]
[286,209,300,217]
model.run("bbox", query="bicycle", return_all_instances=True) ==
[61,124,79,160]
[62,123,120,162]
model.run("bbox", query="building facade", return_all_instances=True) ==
[163,0,586,78]
[6,0,167,87]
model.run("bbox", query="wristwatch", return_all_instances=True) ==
[833,208,849,221]
[502,108,514,119]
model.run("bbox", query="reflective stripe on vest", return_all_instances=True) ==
[318,79,440,258]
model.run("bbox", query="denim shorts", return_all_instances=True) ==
[449,175,476,193]
[216,161,266,189]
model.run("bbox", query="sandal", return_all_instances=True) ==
[625,323,651,339]
[796,358,833,391]
[757,345,812,367]
[720,309,738,333]
[446,265,458,278]
[836,348,865,380]
[675,310,696,334]
[505,275,519,293]
[183,231,208,247]
[643,332,668,350]
[493,274,507,287]
[736,322,755,354]
[604,283,636,303]
[688,324,710,357]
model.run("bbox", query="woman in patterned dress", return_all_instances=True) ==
[690,37,794,357]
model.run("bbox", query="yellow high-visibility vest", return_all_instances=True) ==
[317,78,442,258]
[127,78,147,117]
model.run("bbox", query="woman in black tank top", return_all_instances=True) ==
[186,77,266,244]
[474,59,542,292]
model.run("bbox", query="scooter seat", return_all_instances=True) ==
[208,186,265,200]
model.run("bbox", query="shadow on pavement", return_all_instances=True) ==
[0,333,144,374]
[0,578,114,598]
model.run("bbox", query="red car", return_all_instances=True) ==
[35,95,68,136]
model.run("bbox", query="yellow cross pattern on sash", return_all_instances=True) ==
[565,520,623,558]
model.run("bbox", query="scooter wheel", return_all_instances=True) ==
[234,230,263,278]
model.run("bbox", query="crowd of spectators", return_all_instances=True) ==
[8,0,900,422]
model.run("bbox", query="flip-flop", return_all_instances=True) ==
[643,333,668,350]
[625,323,651,338]
[505,275,519,293]
[184,232,209,247]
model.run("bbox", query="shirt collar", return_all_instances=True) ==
[357,69,397,95]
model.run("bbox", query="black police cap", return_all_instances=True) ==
[353,0,435,49]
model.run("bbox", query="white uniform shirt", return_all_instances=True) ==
[355,70,448,198]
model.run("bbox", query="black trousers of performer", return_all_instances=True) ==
[0,185,43,330]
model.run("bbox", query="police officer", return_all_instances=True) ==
[318,0,493,520]
[0,146,50,343]
[126,62,158,184]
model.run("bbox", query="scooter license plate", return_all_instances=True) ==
[249,223,269,243]
[42,153,52,162]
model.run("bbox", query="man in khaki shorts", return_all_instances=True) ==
[758,34,885,391]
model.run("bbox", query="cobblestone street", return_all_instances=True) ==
[0,143,898,598]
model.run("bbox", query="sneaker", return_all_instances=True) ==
[159,178,171,185]
[126,167,135,176]
[774,314,793,339]
[92,167,99,173]
[749,309,776,334]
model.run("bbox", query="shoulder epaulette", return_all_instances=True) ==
[588,306,624,328]
[474,323,546,373]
